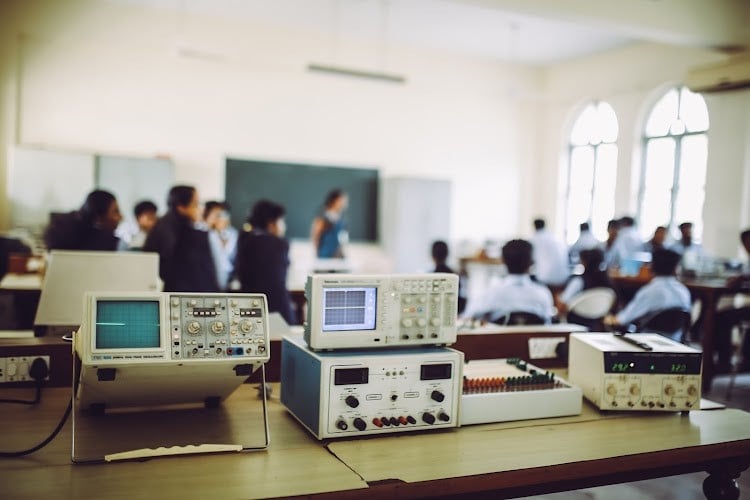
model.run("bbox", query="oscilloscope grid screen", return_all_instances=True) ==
[95,300,161,349]
[322,287,377,331]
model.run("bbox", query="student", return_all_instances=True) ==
[714,229,750,373]
[235,199,294,324]
[643,225,667,255]
[203,201,238,291]
[604,248,691,338]
[530,218,570,287]
[608,216,644,269]
[603,219,620,268]
[569,222,601,265]
[44,189,122,251]
[671,222,703,256]
[310,189,348,258]
[431,240,466,314]
[117,200,158,250]
[462,239,555,323]
[557,248,613,314]
[143,185,219,292]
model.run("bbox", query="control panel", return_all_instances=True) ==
[568,332,702,411]
[281,335,462,439]
[170,295,268,360]
[304,273,459,350]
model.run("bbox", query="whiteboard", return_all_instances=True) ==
[8,147,95,228]
[96,155,174,220]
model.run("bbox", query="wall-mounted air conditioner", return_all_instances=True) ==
[685,55,750,93]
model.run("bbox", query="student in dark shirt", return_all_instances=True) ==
[143,185,218,292]
[236,199,294,324]
[431,240,466,314]
[44,189,122,251]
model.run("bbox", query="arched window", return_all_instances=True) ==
[638,86,709,241]
[564,101,618,245]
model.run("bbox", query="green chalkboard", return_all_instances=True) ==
[225,158,379,242]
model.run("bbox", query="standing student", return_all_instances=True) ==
[44,189,122,251]
[203,201,238,291]
[568,222,602,264]
[143,185,219,292]
[310,189,348,258]
[235,199,294,324]
[530,218,570,287]
[608,216,644,269]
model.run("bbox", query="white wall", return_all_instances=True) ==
[535,43,750,258]
[2,1,749,261]
[1,0,539,248]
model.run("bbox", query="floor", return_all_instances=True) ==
[520,371,750,500]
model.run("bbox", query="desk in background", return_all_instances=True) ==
[1,384,749,498]
[0,272,42,330]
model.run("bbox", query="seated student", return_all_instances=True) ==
[143,185,219,292]
[117,200,158,250]
[603,218,620,268]
[608,216,644,269]
[671,222,703,256]
[461,239,555,324]
[431,240,466,314]
[604,249,691,339]
[235,199,294,324]
[714,228,750,373]
[642,225,667,255]
[203,201,239,291]
[557,248,613,314]
[44,189,122,251]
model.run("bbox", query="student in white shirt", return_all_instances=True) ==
[608,216,644,269]
[462,239,555,323]
[569,222,602,265]
[604,249,691,338]
[530,218,570,287]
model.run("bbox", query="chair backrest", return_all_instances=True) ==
[633,307,692,343]
[566,287,617,319]
[492,311,546,326]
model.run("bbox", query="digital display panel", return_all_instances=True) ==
[604,352,702,374]
[334,367,369,385]
[321,287,377,332]
[95,300,160,349]
[420,363,452,381]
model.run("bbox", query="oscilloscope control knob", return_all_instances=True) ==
[687,386,698,397]
[240,319,254,333]
[336,419,348,431]
[431,390,445,403]
[422,412,436,425]
[664,385,675,397]
[402,319,413,328]
[345,395,360,408]
[187,321,201,335]
[629,385,640,396]
[353,418,366,431]
[438,412,450,422]
[430,318,441,327]
[211,321,225,334]
[417,318,427,327]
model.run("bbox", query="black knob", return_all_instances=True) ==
[345,395,360,408]
[406,415,417,424]
[422,412,436,425]
[438,412,450,422]
[390,417,400,426]
[390,394,398,402]
[431,390,445,402]
[381,417,391,426]
[353,418,366,431]
[336,419,348,431]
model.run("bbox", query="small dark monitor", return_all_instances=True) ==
[95,300,161,349]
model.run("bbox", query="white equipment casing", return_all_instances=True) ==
[460,359,582,425]
[281,335,462,439]
[75,292,270,410]
[568,333,702,411]
[304,273,459,350]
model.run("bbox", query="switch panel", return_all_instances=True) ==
[0,356,50,383]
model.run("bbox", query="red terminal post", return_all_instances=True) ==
[372,417,383,428]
